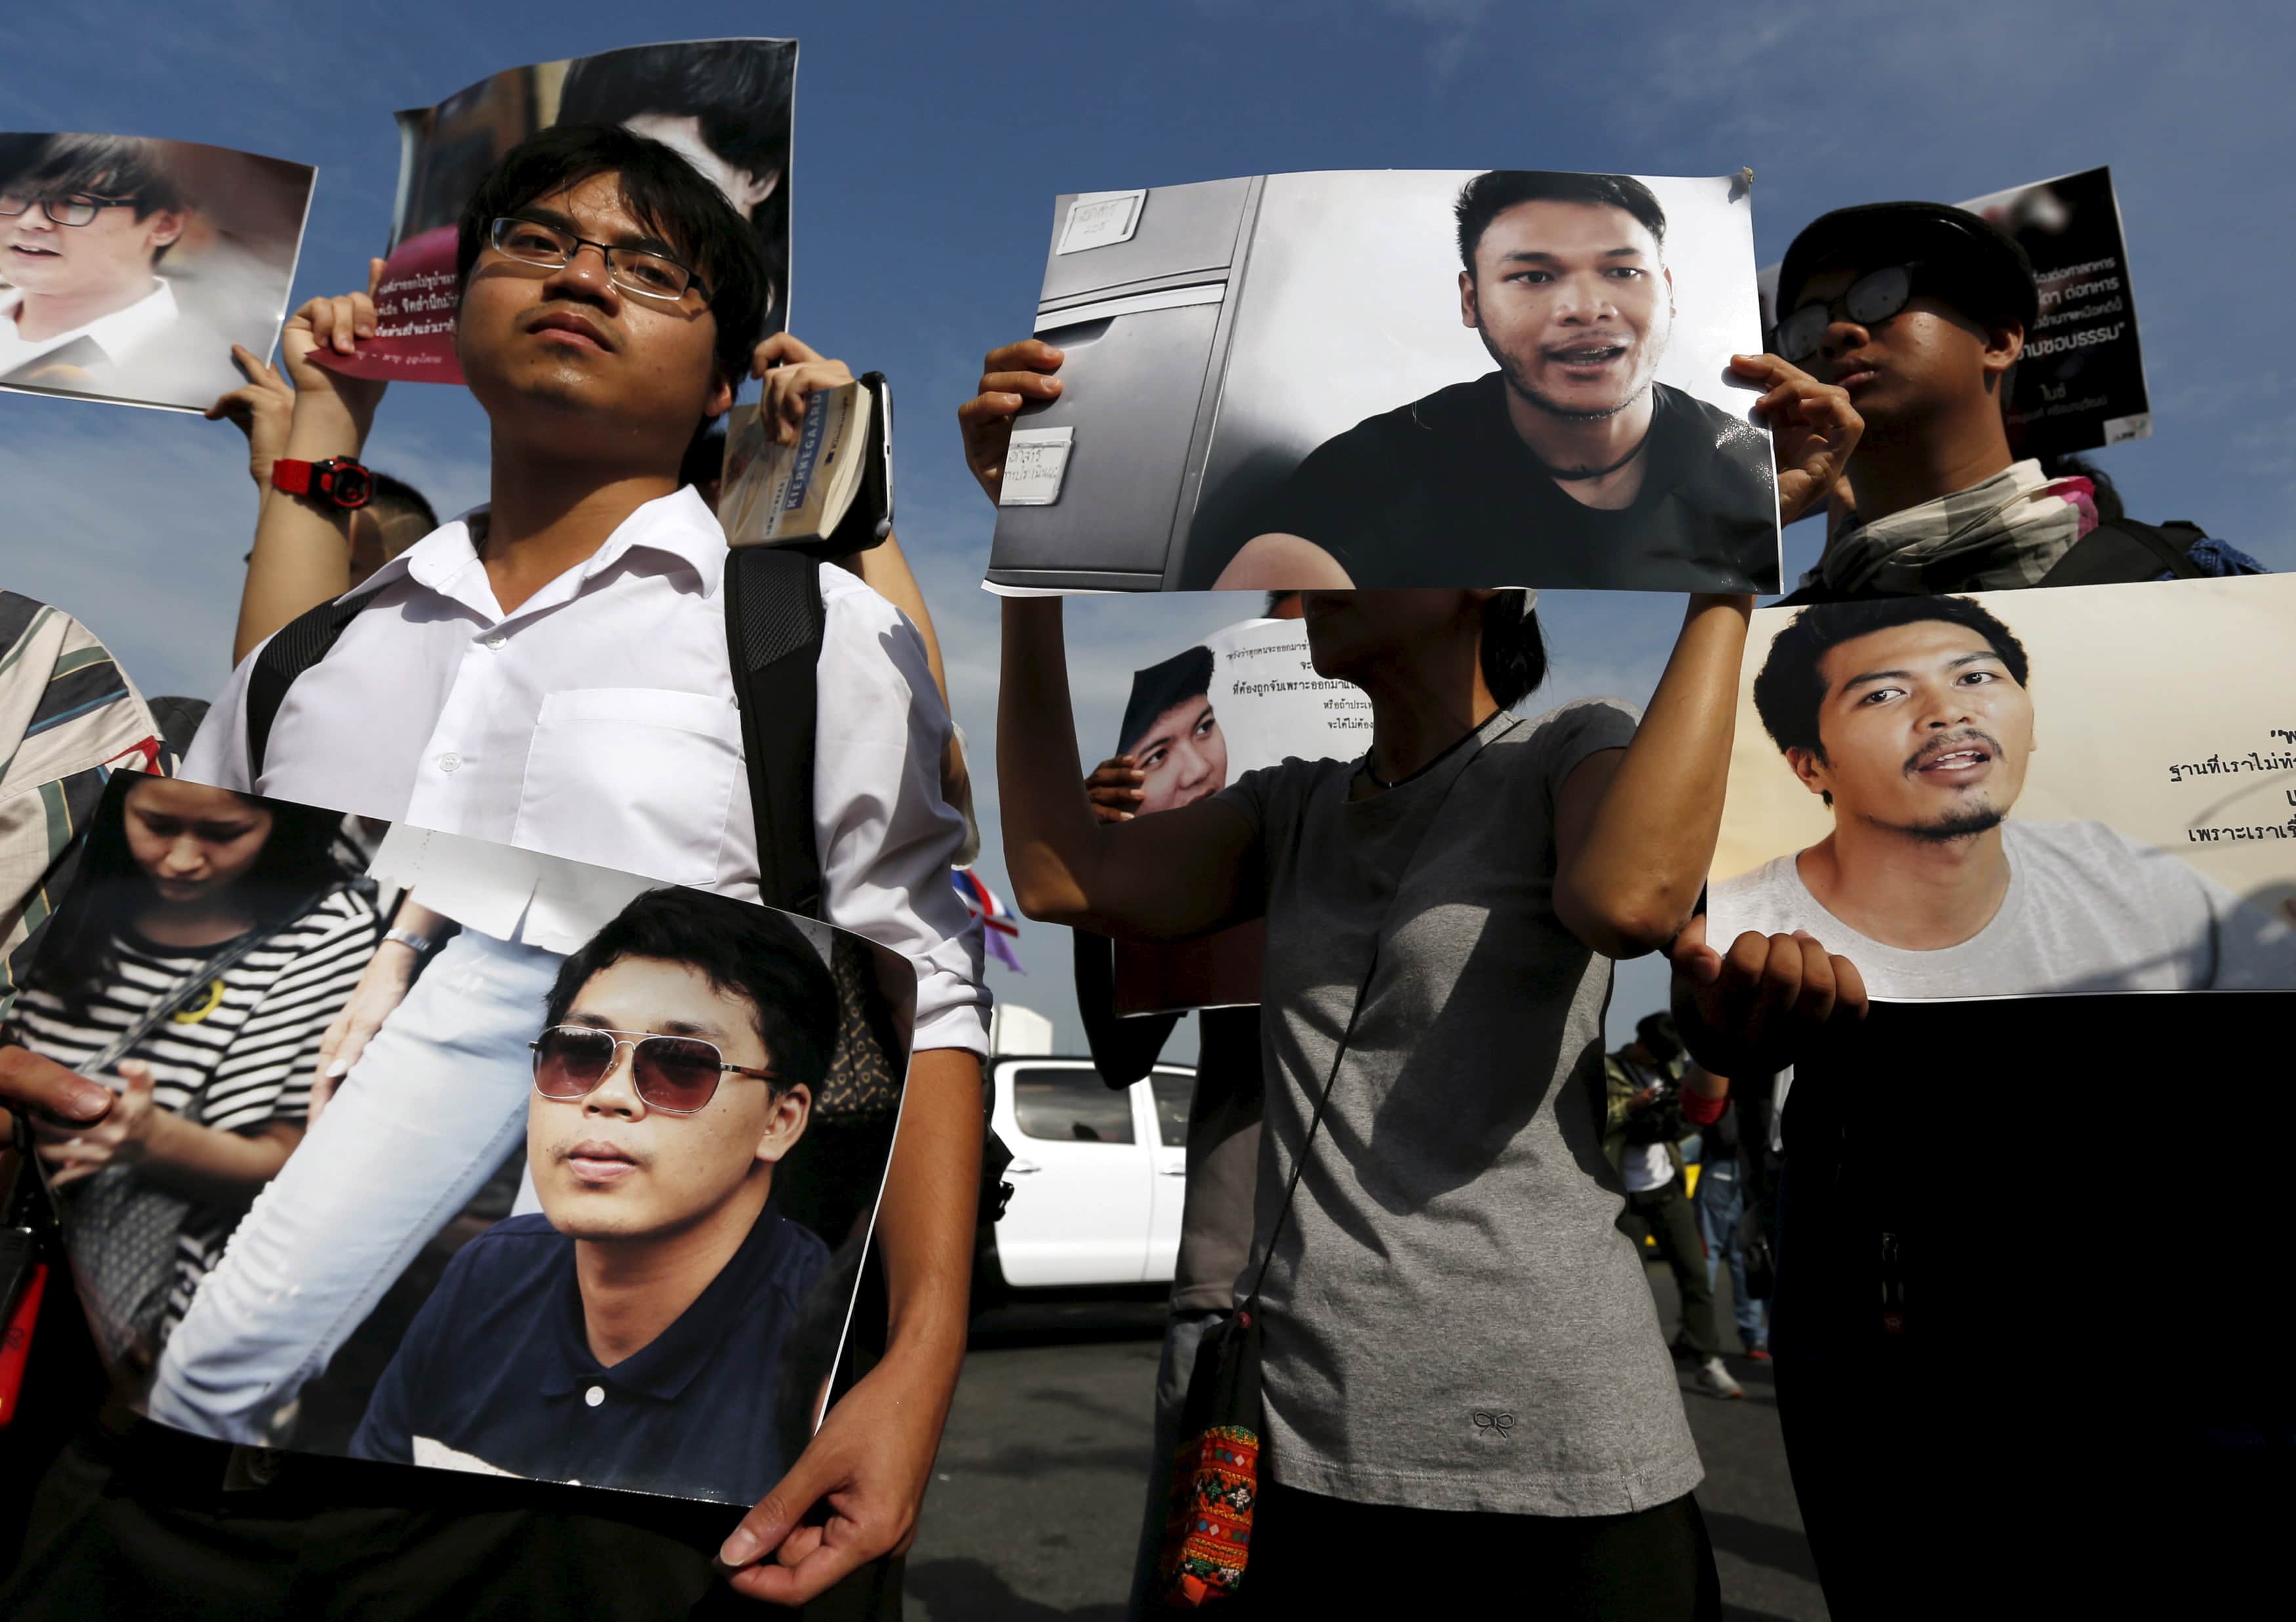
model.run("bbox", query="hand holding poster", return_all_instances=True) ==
[1110,615,1368,1014]
[0,133,314,413]
[321,39,794,385]
[10,778,909,1507]
[1708,575,2296,1000]
[987,169,1779,596]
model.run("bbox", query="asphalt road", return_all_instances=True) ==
[903,1266,1826,1621]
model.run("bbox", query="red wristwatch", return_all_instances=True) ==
[270,457,373,510]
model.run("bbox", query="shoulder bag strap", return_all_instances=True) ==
[2037,517,2207,587]
[723,549,826,918]
[81,884,347,1091]
[245,587,388,782]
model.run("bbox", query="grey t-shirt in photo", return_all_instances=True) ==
[1212,700,1704,1516]
[1709,818,2296,999]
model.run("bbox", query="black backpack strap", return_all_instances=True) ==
[2037,518,2209,588]
[722,548,825,918]
[244,586,387,783]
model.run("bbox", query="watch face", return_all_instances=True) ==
[324,463,373,510]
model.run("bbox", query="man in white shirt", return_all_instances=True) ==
[1711,594,2296,997]
[0,134,198,396]
[151,125,982,1615]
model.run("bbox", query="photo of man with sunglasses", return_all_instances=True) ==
[350,887,838,1505]
[1769,200,2266,598]
[0,135,203,392]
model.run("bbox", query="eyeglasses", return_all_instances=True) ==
[0,194,133,228]
[1773,263,1926,365]
[529,1025,777,1115]
[487,216,710,304]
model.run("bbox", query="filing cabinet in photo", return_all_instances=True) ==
[987,177,1265,593]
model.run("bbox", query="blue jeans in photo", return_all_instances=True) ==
[150,929,560,1444]
[1694,1161,1768,1354]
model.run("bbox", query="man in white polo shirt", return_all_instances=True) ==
[139,125,977,1617]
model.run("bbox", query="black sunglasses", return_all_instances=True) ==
[529,1025,777,1115]
[1773,263,1930,364]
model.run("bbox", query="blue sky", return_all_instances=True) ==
[5,0,2289,1057]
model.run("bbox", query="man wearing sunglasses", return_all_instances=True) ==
[1670,199,2285,1619]
[351,888,834,1507]
[1770,201,2263,598]
[0,134,209,395]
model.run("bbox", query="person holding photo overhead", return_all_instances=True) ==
[1767,201,2265,596]
[1713,594,2296,995]
[9,125,983,1621]
[1668,203,2289,1604]
[1214,171,1778,594]
[966,333,1862,1615]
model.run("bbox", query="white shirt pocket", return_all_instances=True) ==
[512,688,743,887]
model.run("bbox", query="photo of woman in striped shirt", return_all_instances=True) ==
[9,774,378,1368]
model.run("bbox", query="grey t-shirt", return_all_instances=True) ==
[1172,1006,1263,1314]
[1709,819,2296,998]
[1212,701,1703,1516]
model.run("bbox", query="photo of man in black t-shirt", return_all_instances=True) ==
[1214,171,1779,594]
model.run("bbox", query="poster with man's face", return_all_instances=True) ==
[319,38,795,385]
[1111,615,1368,1014]
[14,790,910,1508]
[1708,575,2296,1001]
[0,133,314,413]
[987,168,1778,596]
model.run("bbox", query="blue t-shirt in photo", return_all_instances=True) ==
[351,1205,832,1505]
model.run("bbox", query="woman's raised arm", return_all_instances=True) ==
[1552,593,1753,960]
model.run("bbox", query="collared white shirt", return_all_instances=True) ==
[0,278,178,375]
[184,487,987,1054]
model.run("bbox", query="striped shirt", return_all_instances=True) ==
[1,593,165,1020]
[14,887,379,1335]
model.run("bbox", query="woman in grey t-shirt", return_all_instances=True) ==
[998,585,1756,1617]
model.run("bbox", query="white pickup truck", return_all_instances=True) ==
[976,1054,1197,1298]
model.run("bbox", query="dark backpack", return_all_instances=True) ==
[2032,515,2211,588]
[1781,514,2233,606]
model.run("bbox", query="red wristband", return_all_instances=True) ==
[1681,1085,1729,1127]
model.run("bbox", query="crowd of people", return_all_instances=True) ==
[0,108,2284,1622]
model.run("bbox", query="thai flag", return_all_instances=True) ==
[952,868,1026,974]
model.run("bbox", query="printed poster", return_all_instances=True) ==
[988,168,1778,596]
[8,778,909,1506]
[0,133,314,413]
[1111,617,1369,1014]
[1709,575,2296,1000]
[320,39,794,385]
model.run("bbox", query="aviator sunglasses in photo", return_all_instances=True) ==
[529,1025,779,1115]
